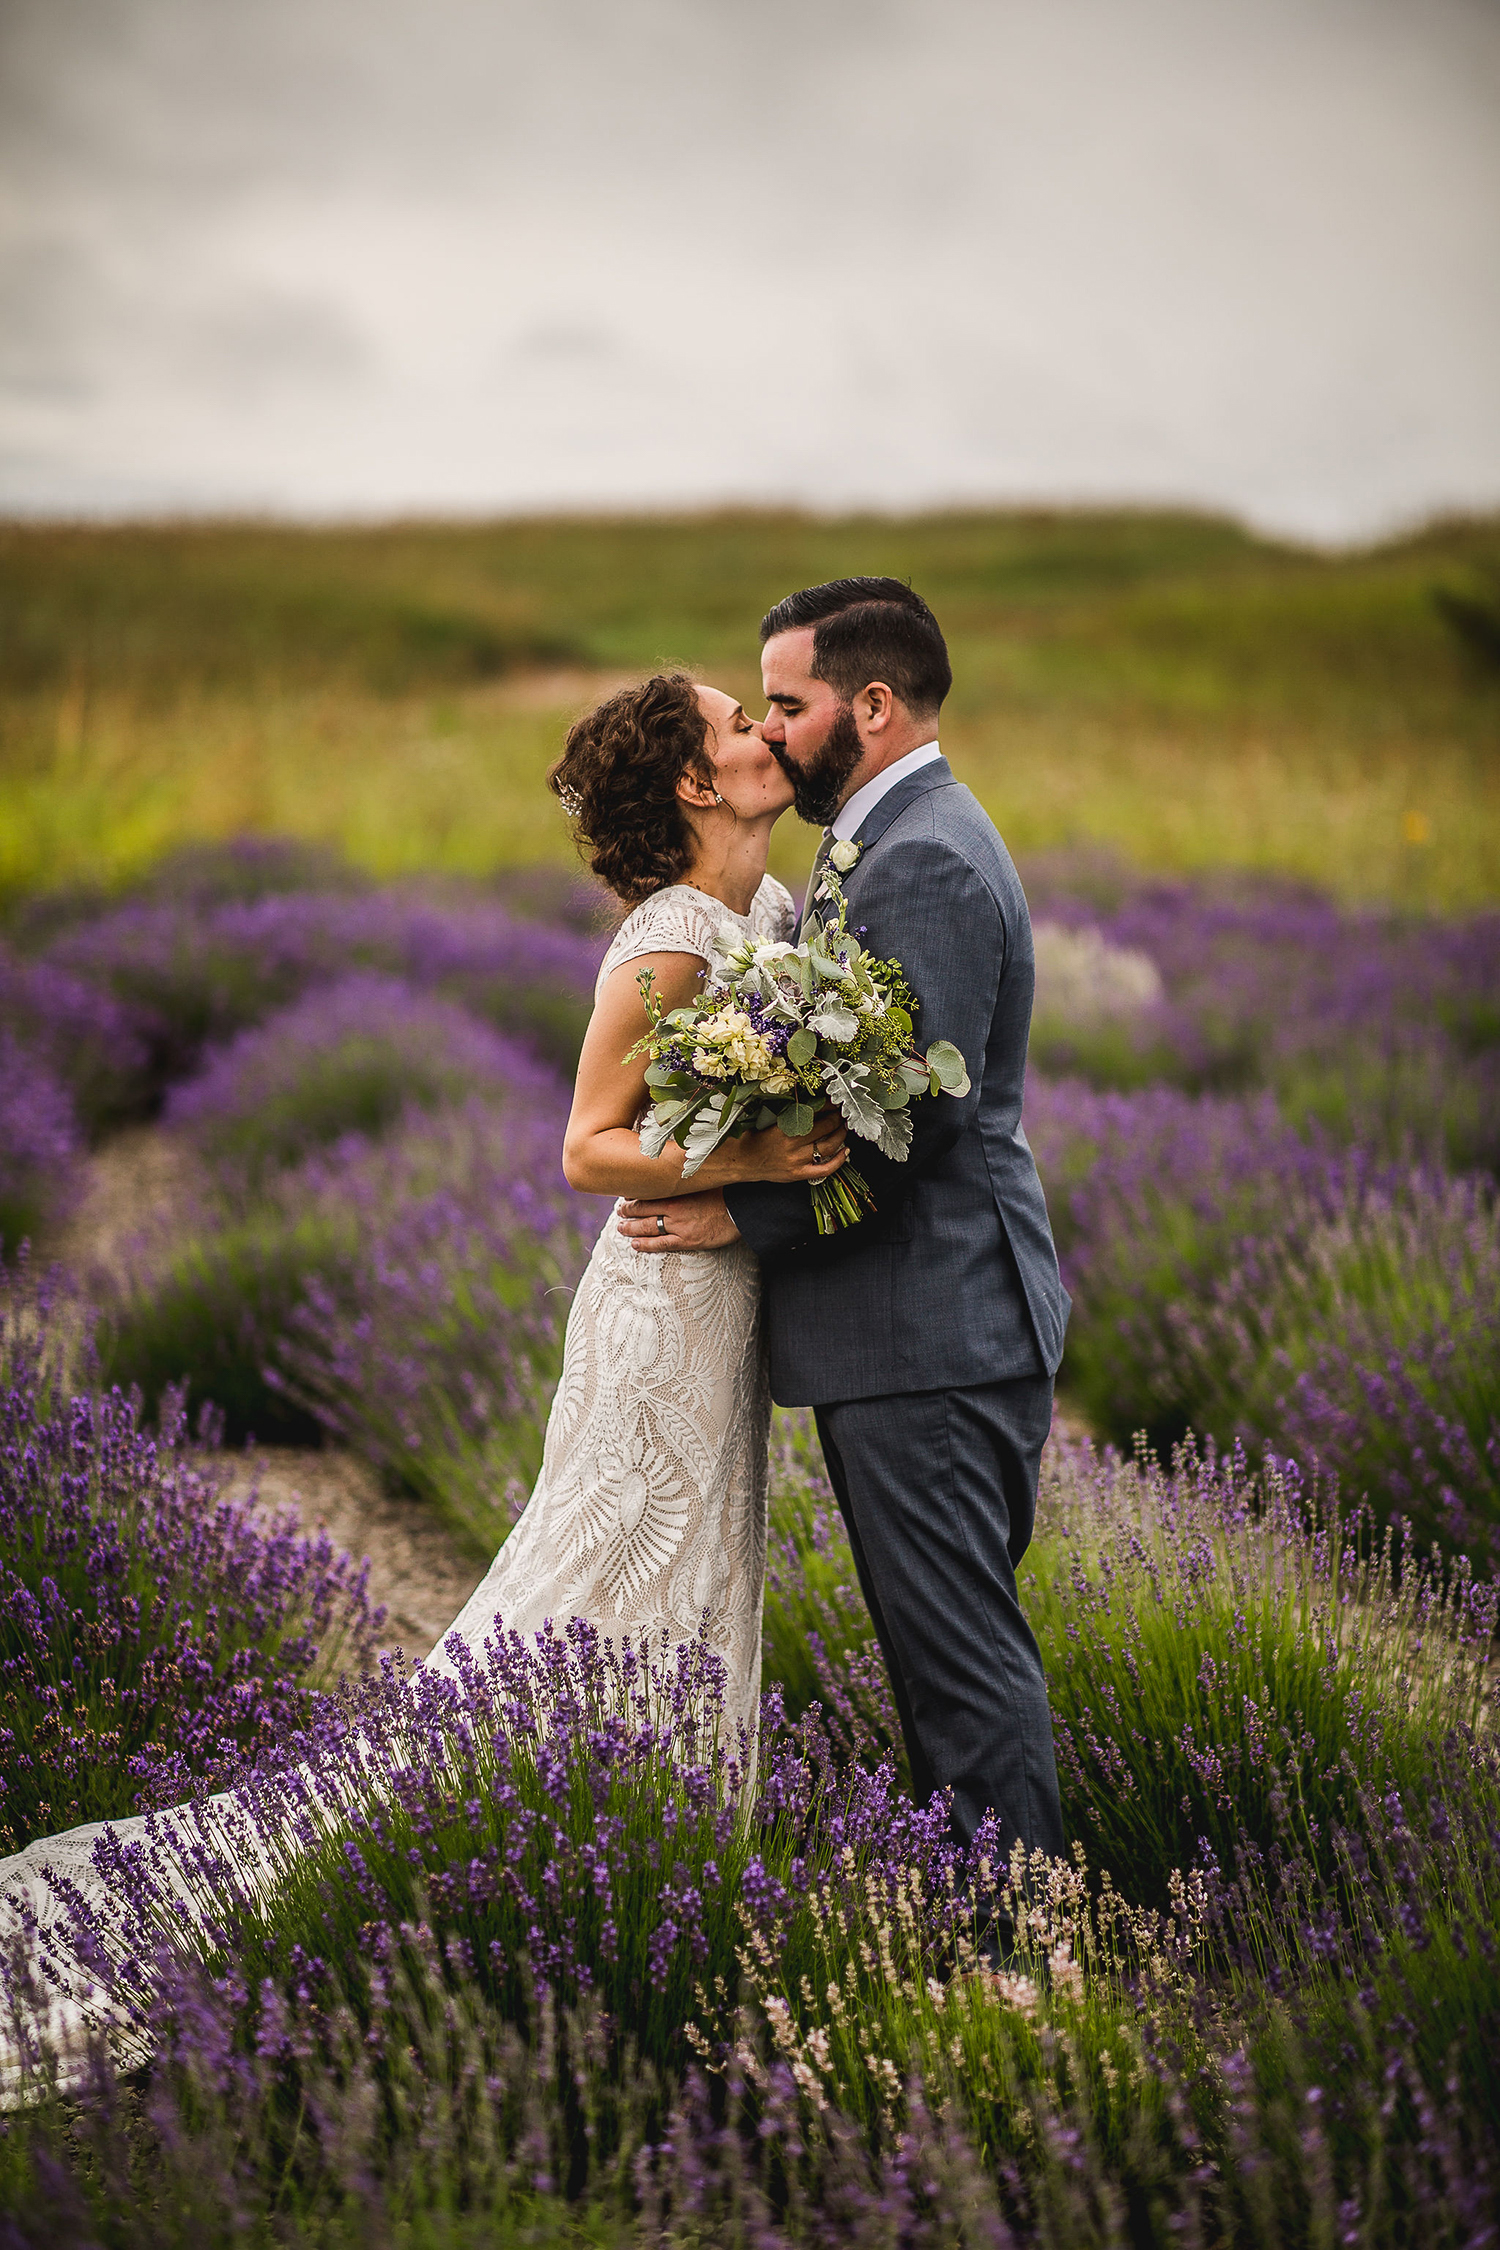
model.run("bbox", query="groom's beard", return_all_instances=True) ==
[773,703,865,827]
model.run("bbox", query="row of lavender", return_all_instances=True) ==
[4,1318,1497,2242]
[3,837,1495,1570]
[0,838,1496,2239]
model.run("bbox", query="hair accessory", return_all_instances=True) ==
[557,783,582,816]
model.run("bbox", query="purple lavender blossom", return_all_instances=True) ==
[164,973,561,1178]
[269,1098,609,1545]
[0,1257,381,1851]
[45,888,607,1090]
[0,1033,81,1250]
[0,941,149,1134]
[1025,1075,1499,1560]
[1023,852,1500,1171]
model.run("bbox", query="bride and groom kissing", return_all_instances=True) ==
[0,575,1070,2031]
[463,571,1072,1870]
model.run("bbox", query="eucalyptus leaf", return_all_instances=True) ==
[871,1075,909,1110]
[640,1097,697,1160]
[786,1027,817,1069]
[777,1101,815,1138]
[925,1039,971,1096]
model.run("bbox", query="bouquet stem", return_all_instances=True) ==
[810,1162,877,1235]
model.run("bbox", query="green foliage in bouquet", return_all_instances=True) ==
[628,868,969,1234]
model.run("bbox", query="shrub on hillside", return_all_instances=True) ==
[0,1260,380,1851]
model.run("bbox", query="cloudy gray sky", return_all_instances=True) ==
[2,0,1498,539]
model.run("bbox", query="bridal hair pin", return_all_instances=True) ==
[557,783,583,817]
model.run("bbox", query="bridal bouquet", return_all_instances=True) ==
[628,866,970,1234]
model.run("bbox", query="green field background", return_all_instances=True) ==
[3,509,1498,908]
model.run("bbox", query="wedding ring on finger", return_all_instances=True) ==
[656,1213,667,1237]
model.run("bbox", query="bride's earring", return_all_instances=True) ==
[713,792,724,805]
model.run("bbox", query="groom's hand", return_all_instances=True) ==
[617,1189,742,1253]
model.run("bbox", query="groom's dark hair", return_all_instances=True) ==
[759,577,952,717]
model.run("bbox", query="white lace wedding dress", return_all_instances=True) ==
[0,872,794,2093]
[426,874,792,1735]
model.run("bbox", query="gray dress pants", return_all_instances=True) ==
[814,1375,1066,1861]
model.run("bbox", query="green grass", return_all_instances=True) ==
[3,510,1498,911]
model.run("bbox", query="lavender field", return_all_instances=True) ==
[1,832,1498,2245]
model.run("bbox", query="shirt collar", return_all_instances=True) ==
[831,741,942,842]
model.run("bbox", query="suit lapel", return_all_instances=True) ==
[847,756,957,856]
[799,759,959,934]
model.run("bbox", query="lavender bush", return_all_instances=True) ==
[0,1258,380,1851]
[1026,1077,1500,1558]
[0,1035,80,1253]
[164,974,558,1182]
[6,1577,1496,2244]
[43,883,605,1097]
[272,1099,608,1549]
[1023,853,1500,1172]
[0,942,148,1137]
[91,1201,361,1445]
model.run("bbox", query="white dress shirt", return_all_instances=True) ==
[830,740,943,843]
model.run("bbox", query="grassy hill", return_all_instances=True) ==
[3,509,1497,907]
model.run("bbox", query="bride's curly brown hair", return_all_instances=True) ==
[549,672,715,907]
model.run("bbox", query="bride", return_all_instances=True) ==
[0,673,846,2075]
[426,670,847,1735]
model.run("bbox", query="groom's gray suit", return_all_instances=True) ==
[724,756,1068,1859]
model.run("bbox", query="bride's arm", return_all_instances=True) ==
[561,951,847,1201]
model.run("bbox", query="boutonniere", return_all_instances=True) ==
[816,836,863,904]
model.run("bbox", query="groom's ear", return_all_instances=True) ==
[857,682,897,735]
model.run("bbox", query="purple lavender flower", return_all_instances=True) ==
[1023,852,1500,1171]
[0,1034,81,1250]
[0,941,149,1134]
[0,1256,381,1851]
[44,887,608,1091]
[164,973,561,1179]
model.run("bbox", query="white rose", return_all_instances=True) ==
[828,839,862,873]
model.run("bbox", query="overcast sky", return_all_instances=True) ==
[2,0,1498,540]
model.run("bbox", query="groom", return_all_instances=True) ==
[623,577,1068,1867]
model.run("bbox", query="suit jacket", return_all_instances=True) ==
[723,757,1069,1405]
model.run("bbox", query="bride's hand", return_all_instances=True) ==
[712,1107,849,1186]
